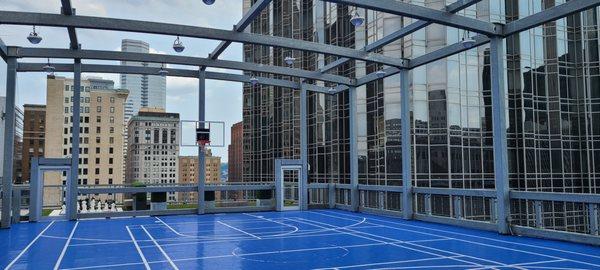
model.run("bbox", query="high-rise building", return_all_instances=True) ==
[178,150,222,203]
[45,76,128,205]
[21,104,46,184]
[0,97,24,184]
[126,108,179,202]
[120,39,167,123]
[243,1,600,233]
[228,121,243,182]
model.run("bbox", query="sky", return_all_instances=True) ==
[0,0,245,162]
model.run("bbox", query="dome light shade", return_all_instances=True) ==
[158,66,169,77]
[27,26,42,44]
[250,76,259,86]
[284,56,296,66]
[350,11,365,27]
[461,37,476,49]
[376,70,386,78]
[42,59,54,74]
[202,0,216,5]
[173,36,185,53]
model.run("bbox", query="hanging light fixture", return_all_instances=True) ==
[249,76,259,86]
[202,0,216,5]
[158,64,169,77]
[350,8,365,27]
[284,56,296,66]
[172,36,185,53]
[27,26,43,44]
[42,58,55,74]
[375,69,386,78]
[328,86,336,93]
[461,30,476,49]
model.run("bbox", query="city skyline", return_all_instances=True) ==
[0,0,243,163]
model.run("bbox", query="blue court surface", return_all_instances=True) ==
[1,209,599,270]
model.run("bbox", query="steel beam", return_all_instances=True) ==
[10,47,352,85]
[0,37,7,61]
[1,57,17,228]
[69,59,82,221]
[356,35,490,87]
[198,70,206,215]
[322,0,499,36]
[349,86,358,212]
[503,0,600,36]
[410,34,490,68]
[0,11,405,67]
[300,83,309,211]
[208,0,272,60]
[400,69,413,220]
[60,0,80,49]
[509,191,600,204]
[490,36,510,235]
[319,0,483,73]
[17,62,336,94]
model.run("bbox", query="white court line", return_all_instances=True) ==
[152,216,255,240]
[141,225,179,270]
[315,211,600,269]
[126,226,150,270]
[217,221,261,240]
[312,255,465,270]
[54,221,79,270]
[320,210,600,260]
[4,221,55,270]
[137,228,386,249]
[293,216,508,269]
[467,259,569,270]
[242,213,300,237]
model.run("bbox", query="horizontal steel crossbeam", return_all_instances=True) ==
[16,62,336,94]
[503,0,600,36]
[9,47,353,85]
[322,0,499,36]
[0,11,405,67]
[319,0,483,73]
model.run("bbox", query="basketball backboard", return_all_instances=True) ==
[180,120,225,147]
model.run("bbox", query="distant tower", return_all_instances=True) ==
[120,39,167,124]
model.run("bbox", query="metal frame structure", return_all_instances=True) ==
[1,0,599,246]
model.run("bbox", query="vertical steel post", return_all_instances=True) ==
[328,183,335,208]
[589,203,598,235]
[535,200,544,228]
[29,157,39,222]
[490,35,511,234]
[1,57,17,228]
[198,70,206,214]
[400,69,413,220]
[300,83,308,210]
[349,86,359,212]
[68,59,82,221]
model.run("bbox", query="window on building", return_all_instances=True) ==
[97,96,102,102]
[96,106,101,112]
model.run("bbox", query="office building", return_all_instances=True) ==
[45,76,128,205]
[0,97,24,184]
[242,1,600,232]
[178,150,222,203]
[21,104,46,184]
[126,108,179,202]
[120,39,167,123]
[228,121,243,182]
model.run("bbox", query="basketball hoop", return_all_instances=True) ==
[197,139,211,150]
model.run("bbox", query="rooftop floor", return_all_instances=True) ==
[1,209,599,269]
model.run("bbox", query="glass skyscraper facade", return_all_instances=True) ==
[243,0,599,233]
